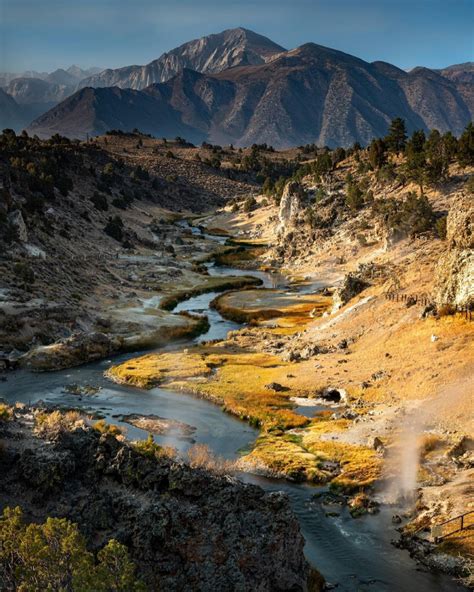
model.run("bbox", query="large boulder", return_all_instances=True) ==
[435,195,474,308]
[445,195,473,249]
[332,272,370,311]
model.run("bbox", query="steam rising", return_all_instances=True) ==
[382,372,473,505]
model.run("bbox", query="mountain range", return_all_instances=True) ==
[0,65,101,87]
[0,66,102,128]
[3,28,472,147]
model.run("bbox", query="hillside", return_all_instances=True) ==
[0,89,28,130]
[0,405,313,591]
[0,130,258,361]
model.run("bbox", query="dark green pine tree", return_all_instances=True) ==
[425,129,452,184]
[368,138,387,169]
[458,122,474,166]
[404,134,427,194]
[385,117,407,154]
[410,129,426,154]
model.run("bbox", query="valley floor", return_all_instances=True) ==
[108,199,474,578]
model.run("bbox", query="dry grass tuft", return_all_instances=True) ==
[93,419,123,438]
[187,443,236,475]
[34,410,84,438]
[0,404,13,421]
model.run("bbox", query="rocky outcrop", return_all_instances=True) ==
[332,272,370,312]
[435,195,474,308]
[0,408,315,591]
[21,332,123,371]
[277,181,306,235]
[7,209,28,242]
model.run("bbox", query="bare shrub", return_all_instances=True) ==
[187,443,235,475]
[0,404,12,421]
[438,304,456,317]
[34,410,84,438]
[419,433,443,456]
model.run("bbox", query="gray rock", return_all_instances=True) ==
[264,382,289,392]
[7,209,28,242]
[435,196,474,308]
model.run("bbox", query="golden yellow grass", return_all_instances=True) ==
[213,289,331,327]
[107,350,214,388]
[435,510,474,556]
[108,344,380,488]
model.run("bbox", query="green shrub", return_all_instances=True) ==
[243,196,257,212]
[91,192,108,211]
[373,192,435,237]
[13,262,35,286]
[55,175,73,197]
[435,216,447,240]
[104,216,124,242]
[345,182,365,211]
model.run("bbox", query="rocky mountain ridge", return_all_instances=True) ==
[0,65,101,87]
[77,27,285,91]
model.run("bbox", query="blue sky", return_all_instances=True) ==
[1,0,473,73]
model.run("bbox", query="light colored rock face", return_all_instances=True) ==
[7,210,27,242]
[278,181,305,234]
[436,195,474,308]
[332,273,370,312]
[436,249,474,308]
[78,28,285,91]
[446,195,473,249]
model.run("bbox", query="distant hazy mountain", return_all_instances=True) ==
[77,28,285,90]
[46,68,82,87]
[28,37,473,148]
[0,66,102,118]
[0,89,30,130]
[0,65,101,87]
[5,77,71,105]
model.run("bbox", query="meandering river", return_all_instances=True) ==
[0,231,464,591]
